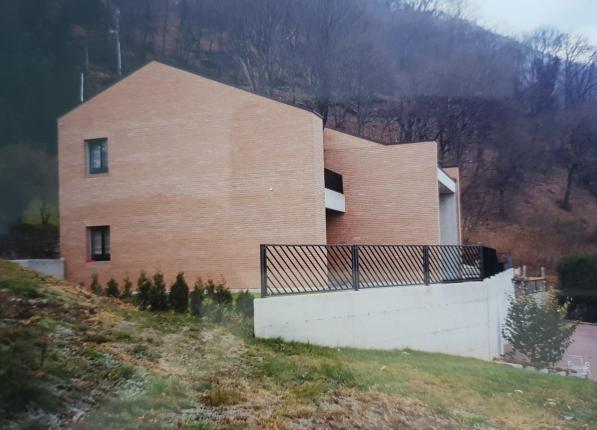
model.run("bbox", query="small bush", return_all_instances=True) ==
[169,272,189,313]
[106,278,120,297]
[203,385,243,406]
[103,364,135,381]
[190,279,205,316]
[90,273,103,295]
[205,302,226,323]
[205,279,232,307]
[236,290,254,318]
[136,272,152,310]
[150,272,169,311]
[121,276,133,300]
[557,253,597,322]
[502,293,576,368]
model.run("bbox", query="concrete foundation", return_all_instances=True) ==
[255,269,514,360]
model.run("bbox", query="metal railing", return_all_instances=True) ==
[260,244,503,297]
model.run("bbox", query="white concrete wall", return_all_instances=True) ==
[324,188,346,213]
[439,193,459,245]
[11,258,65,280]
[255,269,514,360]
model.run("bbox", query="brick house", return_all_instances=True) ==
[58,61,461,289]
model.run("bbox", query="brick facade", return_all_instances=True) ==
[324,129,441,245]
[59,61,457,289]
[59,62,326,288]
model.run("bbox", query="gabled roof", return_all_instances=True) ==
[59,60,320,122]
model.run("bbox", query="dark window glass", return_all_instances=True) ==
[324,168,344,194]
[86,138,108,174]
[88,226,110,261]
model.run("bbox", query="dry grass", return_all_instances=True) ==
[2,260,596,430]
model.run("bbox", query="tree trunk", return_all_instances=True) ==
[560,164,578,211]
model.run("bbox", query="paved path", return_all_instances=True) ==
[560,323,597,381]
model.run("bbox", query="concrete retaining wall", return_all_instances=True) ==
[11,258,65,280]
[255,269,514,360]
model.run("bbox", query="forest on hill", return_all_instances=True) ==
[1,0,597,269]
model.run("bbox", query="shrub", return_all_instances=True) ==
[169,272,189,313]
[557,253,597,322]
[205,302,226,323]
[190,279,205,316]
[90,274,103,295]
[121,276,133,300]
[106,278,120,297]
[150,272,169,311]
[136,272,152,310]
[205,279,232,307]
[236,290,254,318]
[203,385,243,406]
[502,293,576,368]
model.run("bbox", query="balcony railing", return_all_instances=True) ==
[260,244,507,297]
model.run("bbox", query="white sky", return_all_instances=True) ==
[466,0,597,44]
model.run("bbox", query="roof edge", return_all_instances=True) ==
[324,125,438,147]
[59,60,324,123]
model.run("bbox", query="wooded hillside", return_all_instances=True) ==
[2,0,597,269]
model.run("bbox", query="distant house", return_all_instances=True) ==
[58,61,461,289]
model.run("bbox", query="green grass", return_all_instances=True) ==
[0,277,45,298]
[76,377,198,430]
[250,340,597,428]
[2,259,596,430]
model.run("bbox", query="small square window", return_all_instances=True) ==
[86,138,108,174]
[88,226,110,261]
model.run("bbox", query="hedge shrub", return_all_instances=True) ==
[236,290,254,318]
[205,280,232,307]
[150,272,169,311]
[557,253,597,322]
[190,281,205,316]
[136,272,152,310]
[121,276,133,300]
[169,272,189,313]
[106,278,120,297]
[90,274,103,295]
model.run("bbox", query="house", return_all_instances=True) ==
[58,61,461,289]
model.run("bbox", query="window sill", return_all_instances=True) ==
[86,260,111,265]
[86,172,109,178]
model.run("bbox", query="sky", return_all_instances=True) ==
[467,0,597,44]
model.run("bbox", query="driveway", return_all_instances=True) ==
[560,323,597,381]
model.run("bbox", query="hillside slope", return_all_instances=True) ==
[1,261,596,429]
[466,169,597,272]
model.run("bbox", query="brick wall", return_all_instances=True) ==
[324,129,441,245]
[59,62,326,289]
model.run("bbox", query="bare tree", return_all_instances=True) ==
[225,0,291,94]
[556,107,597,210]
[301,0,365,125]
[562,34,597,109]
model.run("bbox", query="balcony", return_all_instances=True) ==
[324,168,345,212]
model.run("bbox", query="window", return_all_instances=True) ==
[86,138,108,174]
[88,226,110,261]
[324,168,344,194]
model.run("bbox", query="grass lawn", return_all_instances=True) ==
[1,260,596,429]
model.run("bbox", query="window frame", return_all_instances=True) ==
[87,226,111,262]
[85,138,109,175]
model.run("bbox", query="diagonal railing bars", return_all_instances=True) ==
[260,244,505,297]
